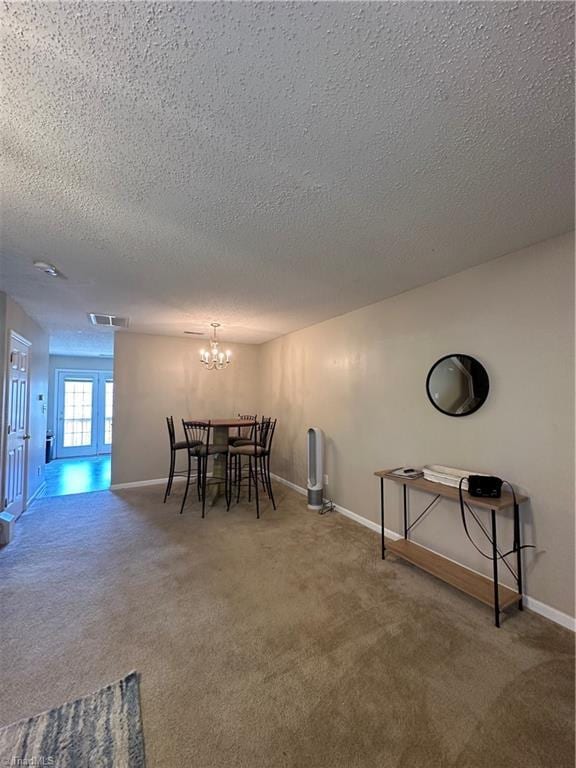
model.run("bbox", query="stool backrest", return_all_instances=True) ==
[261,416,272,445]
[182,420,211,449]
[254,417,275,450]
[264,418,277,452]
[237,413,256,439]
[166,416,176,449]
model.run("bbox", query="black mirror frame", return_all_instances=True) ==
[426,353,490,418]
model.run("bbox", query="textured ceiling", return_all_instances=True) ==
[1,1,574,355]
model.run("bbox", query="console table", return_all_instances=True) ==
[374,470,529,627]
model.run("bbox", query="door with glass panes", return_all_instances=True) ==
[55,371,113,458]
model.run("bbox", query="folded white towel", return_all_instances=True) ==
[422,465,488,490]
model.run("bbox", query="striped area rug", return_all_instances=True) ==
[0,672,145,767]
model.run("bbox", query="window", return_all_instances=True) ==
[62,380,94,447]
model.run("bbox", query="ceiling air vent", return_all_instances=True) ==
[88,313,129,328]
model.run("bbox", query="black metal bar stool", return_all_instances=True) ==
[229,416,269,497]
[181,420,230,517]
[163,416,194,503]
[227,419,277,518]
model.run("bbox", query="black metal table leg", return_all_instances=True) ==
[403,484,408,539]
[514,502,523,610]
[380,477,385,560]
[491,509,500,628]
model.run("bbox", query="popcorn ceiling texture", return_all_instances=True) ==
[1,1,574,355]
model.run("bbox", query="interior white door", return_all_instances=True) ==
[4,333,31,519]
[55,371,113,458]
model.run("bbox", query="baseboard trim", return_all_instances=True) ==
[522,596,576,631]
[270,473,307,498]
[26,481,47,507]
[110,472,215,492]
[110,477,185,491]
[270,473,575,632]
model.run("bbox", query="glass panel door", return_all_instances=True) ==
[63,379,94,448]
[55,371,114,458]
[56,374,97,457]
[98,378,114,453]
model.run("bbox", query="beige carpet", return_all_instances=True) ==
[1,483,573,767]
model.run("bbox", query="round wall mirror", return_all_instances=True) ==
[426,354,489,417]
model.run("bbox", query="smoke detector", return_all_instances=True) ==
[33,261,66,278]
[88,313,129,328]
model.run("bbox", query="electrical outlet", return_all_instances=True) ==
[324,474,329,486]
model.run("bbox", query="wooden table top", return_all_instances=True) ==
[375,469,528,511]
[194,418,256,428]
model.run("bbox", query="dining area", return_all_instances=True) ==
[163,415,277,519]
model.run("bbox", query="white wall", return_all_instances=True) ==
[259,233,575,618]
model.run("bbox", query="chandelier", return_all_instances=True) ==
[200,323,231,370]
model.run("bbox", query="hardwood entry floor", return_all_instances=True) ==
[43,456,111,497]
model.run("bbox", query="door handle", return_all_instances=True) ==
[22,434,31,440]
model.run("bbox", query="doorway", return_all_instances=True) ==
[55,370,113,458]
[44,369,113,498]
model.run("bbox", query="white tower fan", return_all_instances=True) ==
[307,427,324,510]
